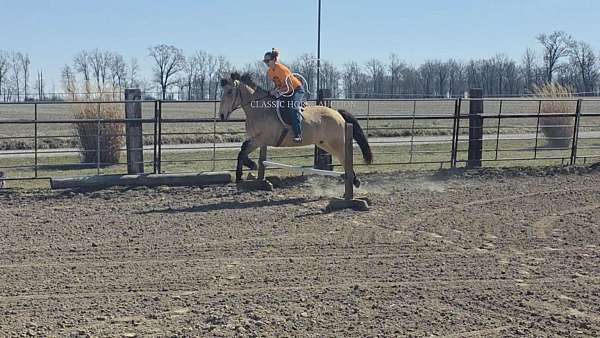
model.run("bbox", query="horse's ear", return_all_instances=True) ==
[230,72,241,81]
[220,78,228,87]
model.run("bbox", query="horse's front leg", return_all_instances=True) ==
[236,139,259,182]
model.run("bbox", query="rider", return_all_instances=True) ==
[263,48,305,143]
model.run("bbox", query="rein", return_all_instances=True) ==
[229,82,290,147]
[230,83,271,113]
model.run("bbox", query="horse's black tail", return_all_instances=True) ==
[338,109,373,164]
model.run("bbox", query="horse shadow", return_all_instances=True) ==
[138,196,318,214]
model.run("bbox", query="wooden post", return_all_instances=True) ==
[570,99,582,165]
[467,88,483,168]
[344,123,354,200]
[153,100,158,174]
[450,98,461,168]
[125,89,144,174]
[325,122,369,211]
[314,88,333,170]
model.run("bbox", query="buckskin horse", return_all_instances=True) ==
[219,72,373,186]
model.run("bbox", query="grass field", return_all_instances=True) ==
[1,99,600,151]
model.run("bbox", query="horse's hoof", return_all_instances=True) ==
[353,178,361,188]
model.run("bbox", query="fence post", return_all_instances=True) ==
[125,89,144,174]
[153,100,158,174]
[570,99,582,165]
[467,89,483,168]
[450,98,460,168]
[314,88,333,170]
[34,103,38,178]
[96,118,101,175]
[157,100,163,174]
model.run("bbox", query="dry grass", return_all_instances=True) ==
[72,93,124,164]
[534,83,576,148]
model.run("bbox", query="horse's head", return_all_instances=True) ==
[219,72,244,121]
[219,72,263,121]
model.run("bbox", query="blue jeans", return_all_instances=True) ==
[280,86,305,137]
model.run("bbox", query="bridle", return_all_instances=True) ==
[228,80,244,113]
[225,80,272,117]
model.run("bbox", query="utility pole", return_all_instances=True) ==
[314,0,333,170]
[316,0,321,95]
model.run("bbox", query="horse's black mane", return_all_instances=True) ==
[222,72,267,93]
[239,73,258,89]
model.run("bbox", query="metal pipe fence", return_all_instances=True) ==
[1,97,600,184]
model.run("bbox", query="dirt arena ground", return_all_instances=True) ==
[1,167,599,337]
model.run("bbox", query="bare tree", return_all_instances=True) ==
[18,53,30,100]
[492,54,512,95]
[290,54,316,98]
[342,62,363,98]
[89,49,111,93]
[213,55,232,100]
[388,54,404,97]
[537,31,575,83]
[175,77,186,100]
[11,52,22,101]
[148,44,185,100]
[138,78,154,98]
[35,71,45,100]
[320,61,340,97]
[61,65,76,95]
[0,51,9,101]
[110,52,127,95]
[432,60,449,96]
[74,50,91,92]
[205,54,218,99]
[569,41,598,94]
[183,55,198,100]
[128,58,139,88]
[504,60,520,95]
[419,61,436,96]
[192,51,210,99]
[522,48,537,93]
[447,59,464,97]
[365,59,385,97]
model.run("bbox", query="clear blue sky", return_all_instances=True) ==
[2,0,599,89]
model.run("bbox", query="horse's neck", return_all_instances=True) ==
[241,86,273,121]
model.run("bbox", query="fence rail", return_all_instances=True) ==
[1,94,600,184]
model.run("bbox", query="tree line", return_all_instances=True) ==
[0,31,598,102]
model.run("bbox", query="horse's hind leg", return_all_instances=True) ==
[236,139,259,182]
[322,141,361,188]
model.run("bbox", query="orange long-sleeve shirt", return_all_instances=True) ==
[267,63,302,94]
